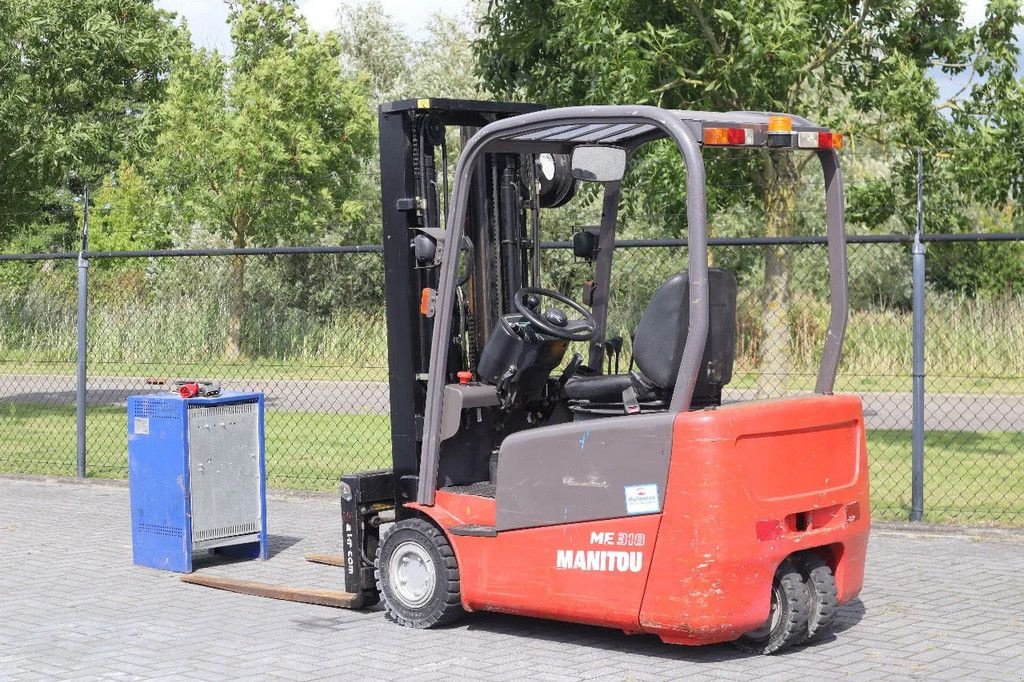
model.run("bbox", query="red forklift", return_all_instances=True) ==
[340,99,870,655]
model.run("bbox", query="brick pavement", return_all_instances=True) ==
[2,476,1023,681]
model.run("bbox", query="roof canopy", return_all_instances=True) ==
[492,109,831,151]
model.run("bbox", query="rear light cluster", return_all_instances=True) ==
[702,115,843,150]
[797,131,844,149]
[703,127,754,146]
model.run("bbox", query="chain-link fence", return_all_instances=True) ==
[2,237,1023,524]
[0,248,391,487]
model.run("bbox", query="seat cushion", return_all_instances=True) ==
[563,373,633,401]
[563,372,661,403]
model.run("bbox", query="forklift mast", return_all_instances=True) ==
[377,99,543,505]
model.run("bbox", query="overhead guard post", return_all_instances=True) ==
[417,106,711,505]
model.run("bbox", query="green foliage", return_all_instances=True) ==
[928,206,1024,295]
[144,0,377,357]
[847,178,897,228]
[339,0,410,104]
[339,0,487,105]
[476,1,1022,228]
[0,0,186,245]
[84,165,170,255]
[407,13,487,101]
[945,1,1024,205]
[150,0,375,249]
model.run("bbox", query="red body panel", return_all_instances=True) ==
[411,395,870,646]
[409,493,661,629]
[640,394,870,644]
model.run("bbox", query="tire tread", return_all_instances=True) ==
[795,552,839,642]
[733,558,811,655]
[375,518,464,629]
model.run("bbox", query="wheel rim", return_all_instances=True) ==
[746,583,783,639]
[388,541,436,608]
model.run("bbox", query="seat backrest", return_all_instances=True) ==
[631,268,737,396]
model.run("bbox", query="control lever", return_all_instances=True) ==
[557,352,584,390]
[605,336,623,374]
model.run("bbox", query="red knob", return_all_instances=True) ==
[457,371,473,385]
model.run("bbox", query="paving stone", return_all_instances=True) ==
[2,476,1023,681]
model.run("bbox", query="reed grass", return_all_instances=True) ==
[2,262,1023,391]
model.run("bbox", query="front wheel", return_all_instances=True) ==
[376,518,464,628]
[733,559,811,655]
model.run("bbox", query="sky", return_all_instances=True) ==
[154,0,471,52]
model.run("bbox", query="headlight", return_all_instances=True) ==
[339,481,353,502]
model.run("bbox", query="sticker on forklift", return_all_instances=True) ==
[624,484,659,514]
[133,417,150,435]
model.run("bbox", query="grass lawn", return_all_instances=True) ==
[868,429,1024,524]
[0,403,391,489]
[2,400,1022,524]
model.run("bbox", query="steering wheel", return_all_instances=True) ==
[513,287,596,342]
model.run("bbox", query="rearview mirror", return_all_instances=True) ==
[571,146,626,183]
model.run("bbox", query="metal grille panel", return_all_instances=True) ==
[187,400,261,543]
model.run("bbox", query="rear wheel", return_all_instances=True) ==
[376,518,463,628]
[733,559,811,655]
[795,552,838,641]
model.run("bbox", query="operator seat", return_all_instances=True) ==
[564,268,737,414]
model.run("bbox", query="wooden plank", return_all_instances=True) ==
[180,573,361,608]
[304,553,346,567]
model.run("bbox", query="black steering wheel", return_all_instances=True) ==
[513,287,596,342]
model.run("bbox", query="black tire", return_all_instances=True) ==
[375,518,463,628]
[733,559,811,655]
[794,552,838,642]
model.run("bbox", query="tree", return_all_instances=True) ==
[338,0,410,105]
[86,164,170,255]
[407,12,487,101]
[148,0,375,359]
[917,2,1024,295]
[477,0,1023,395]
[0,0,185,245]
[338,1,486,105]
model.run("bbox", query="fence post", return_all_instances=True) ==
[910,150,926,521]
[76,186,89,479]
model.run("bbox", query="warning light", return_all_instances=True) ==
[703,127,754,146]
[768,116,792,133]
[457,371,473,385]
[703,128,728,145]
[797,131,843,150]
[813,131,844,150]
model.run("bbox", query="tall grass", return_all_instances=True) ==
[2,256,1023,389]
[4,284,1022,385]
[0,295,388,368]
